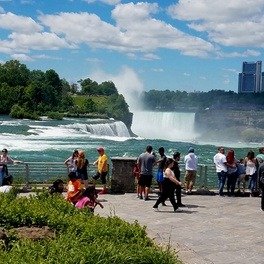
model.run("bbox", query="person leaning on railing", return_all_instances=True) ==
[0,148,21,186]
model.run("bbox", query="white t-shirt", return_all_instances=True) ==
[213,153,227,173]
[184,153,198,171]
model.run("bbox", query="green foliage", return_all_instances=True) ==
[0,193,179,264]
[143,89,264,111]
[10,104,39,120]
[46,112,63,120]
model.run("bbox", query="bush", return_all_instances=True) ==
[10,105,40,120]
[46,111,63,120]
[0,193,180,263]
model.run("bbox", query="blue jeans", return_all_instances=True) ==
[0,169,4,186]
[217,171,227,195]
[248,173,257,193]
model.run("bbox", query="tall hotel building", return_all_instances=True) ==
[238,61,264,93]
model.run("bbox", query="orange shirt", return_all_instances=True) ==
[66,179,82,202]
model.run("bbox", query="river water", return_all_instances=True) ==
[0,112,259,165]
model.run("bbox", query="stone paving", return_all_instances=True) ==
[95,192,264,264]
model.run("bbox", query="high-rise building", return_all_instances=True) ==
[238,61,263,93]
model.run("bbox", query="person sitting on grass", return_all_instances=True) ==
[75,186,104,213]
[66,172,83,204]
[49,179,64,195]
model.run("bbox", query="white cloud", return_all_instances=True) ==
[84,0,121,5]
[217,49,261,58]
[0,12,42,33]
[11,53,32,61]
[223,68,240,75]
[0,6,4,13]
[183,72,190,76]
[168,0,264,48]
[89,66,144,111]
[199,76,206,80]
[142,53,160,60]
[38,3,214,58]
[86,57,101,63]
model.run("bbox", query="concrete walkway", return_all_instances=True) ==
[95,193,264,264]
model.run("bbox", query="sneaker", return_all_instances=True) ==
[177,203,186,207]
[153,207,159,212]
[144,197,150,201]
[139,195,143,199]
[174,208,183,212]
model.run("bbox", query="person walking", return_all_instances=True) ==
[213,147,227,196]
[184,147,198,194]
[137,145,156,201]
[153,158,182,212]
[93,147,108,194]
[156,147,167,195]
[173,151,185,207]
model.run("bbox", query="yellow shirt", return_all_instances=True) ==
[97,154,108,173]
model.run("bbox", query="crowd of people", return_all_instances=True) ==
[1,145,263,212]
[135,145,264,212]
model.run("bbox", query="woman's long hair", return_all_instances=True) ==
[226,149,235,164]
[164,158,174,171]
[77,150,86,169]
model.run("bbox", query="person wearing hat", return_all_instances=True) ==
[93,147,108,194]
[184,147,198,194]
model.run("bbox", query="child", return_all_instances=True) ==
[75,186,104,213]
[49,179,64,195]
[133,163,141,198]
[237,158,246,194]
[66,172,83,204]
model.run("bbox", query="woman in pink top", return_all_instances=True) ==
[75,186,103,213]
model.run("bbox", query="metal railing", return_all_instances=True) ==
[6,162,218,189]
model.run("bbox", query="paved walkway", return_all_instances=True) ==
[95,193,264,264]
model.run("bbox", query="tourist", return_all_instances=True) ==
[49,179,64,195]
[153,158,182,212]
[226,149,238,196]
[93,147,108,194]
[237,158,246,194]
[66,171,83,204]
[173,151,185,207]
[156,147,167,196]
[213,147,227,196]
[64,149,78,174]
[137,145,156,201]
[75,186,104,213]
[76,150,89,188]
[184,147,198,194]
[257,162,264,211]
[133,162,141,198]
[256,147,264,165]
[0,148,20,186]
[244,150,257,196]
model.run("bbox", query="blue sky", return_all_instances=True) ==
[0,0,263,97]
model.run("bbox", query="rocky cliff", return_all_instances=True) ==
[195,109,264,143]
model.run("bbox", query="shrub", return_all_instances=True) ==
[0,193,180,264]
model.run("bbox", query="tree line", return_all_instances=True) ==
[142,89,264,111]
[0,60,132,127]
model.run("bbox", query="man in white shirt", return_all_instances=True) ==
[213,147,228,196]
[184,147,198,194]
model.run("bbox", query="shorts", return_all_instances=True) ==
[93,171,108,184]
[185,170,196,182]
[138,174,153,188]
[77,173,88,181]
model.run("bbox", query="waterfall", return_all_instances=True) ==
[131,111,198,141]
[86,121,130,137]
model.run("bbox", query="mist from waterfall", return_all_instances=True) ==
[131,111,198,142]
